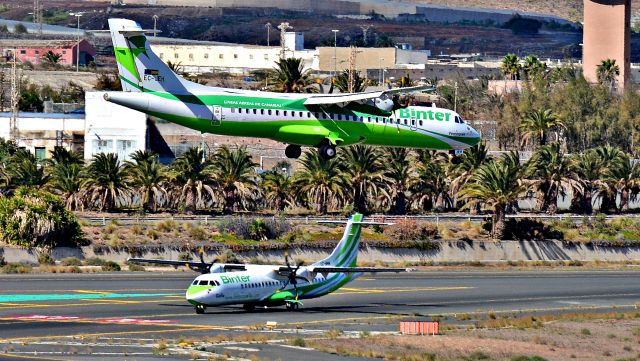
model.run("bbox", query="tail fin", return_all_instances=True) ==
[108,18,198,94]
[314,213,364,267]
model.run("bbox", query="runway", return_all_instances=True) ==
[0,270,639,360]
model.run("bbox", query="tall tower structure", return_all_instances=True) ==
[583,0,631,92]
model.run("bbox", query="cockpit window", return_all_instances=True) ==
[198,280,208,286]
[192,280,198,285]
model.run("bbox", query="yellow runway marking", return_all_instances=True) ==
[0,326,220,343]
[0,297,177,309]
[84,299,140,304]
[2,352,73,361]
[334,286,473,295]
[74,290,113,295]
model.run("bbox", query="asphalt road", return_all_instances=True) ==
[0,270,639,360]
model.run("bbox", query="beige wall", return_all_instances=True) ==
[317,47,397,72]
[583,0,631,91]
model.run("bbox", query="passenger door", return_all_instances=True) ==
[211,105,222,126]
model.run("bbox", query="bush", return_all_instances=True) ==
[1,263,32,274]
[179,252,193,261]
[0,255,6,267]
[291,337,306,347]
[156,219,178,233]
[383,219,438,241]
[510,357,549,361]
[60,257,82,266]
[218,217,290,240]
[0,187,84,248]
[13,23,27,34]
[187,225,209,241]
[38,253,56,265]
[501,218,564,241]
[84,257,106,266]
[128,263,145,272]
[101,261,121,272]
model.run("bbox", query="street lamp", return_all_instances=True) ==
[69,12,83,72]
[152,15,159,37]
[265,22,272,46]
[379,57,384,84]
[331,29,339,76]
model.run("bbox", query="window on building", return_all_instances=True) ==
[62,50,66,55]
[34,147,46,160]
[204,53,209,59]
[34,50,39,55]
[189,53,194,60]
[93,140,113,155]
[20,50,26,54]
[219,54,224,59]
[264,54,269,60]
[159,53,164,59]
[174,53,179,59]
[249,54,254,60]
[233,54,238,59]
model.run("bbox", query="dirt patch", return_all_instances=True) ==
[308,318,640,361]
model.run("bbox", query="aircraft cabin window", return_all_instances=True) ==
[268,110,272,115]
[284,111,288,116]
[231,108,235,113]
[276,110,279,116]
[375,117,379,123]
[253,109,257,115]
[419,120,423,126]
[404,119,408,125]
[396,119,400,124]
[337,114,342,120]
[261,109,264,115]
[412,119,416,126]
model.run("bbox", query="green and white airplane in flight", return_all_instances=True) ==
[130,214,410,313]
[104,19,480,160]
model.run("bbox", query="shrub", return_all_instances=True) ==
[188,225,209,241]
[38,253,55,265]
[13,23,27,34]
[156,219,178,233]
[60,257,82,266]
[581,328,591,336]
[0,255,6,267]
[128,263,145,272]
[178,252,192,261]
[84,257,106,266]
[218,217,290,241]
[101,261,121,272]
[383,219,438,241]
[290,337,306,347]
[510,357,549,361]
[0,187,84,248]
[1,263,32,274]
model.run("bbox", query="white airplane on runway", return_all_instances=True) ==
[129,214,410,313]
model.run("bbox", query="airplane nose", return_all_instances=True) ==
[469,128,481,146]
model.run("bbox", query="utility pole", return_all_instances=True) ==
[33,0,42,36]
[348,46,362,93]
[70,12,83,72]
[265,22,272,46]
[331,29,339,76]
[454,81,458,113]
[9,50,19,142]
[360,25,371,46]
[152,15,159,37]
[278,22,291,59]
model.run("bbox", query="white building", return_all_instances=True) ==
[0,92,147,162]
[84,92,147,161]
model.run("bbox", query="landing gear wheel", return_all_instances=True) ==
[195,305,206,314]
[285,144,302,159]
[242,304,256,312]
[319,144,337,160]
[285,302,300,311]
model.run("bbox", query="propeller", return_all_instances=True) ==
[279,252,307,301]
[195,246,215,274]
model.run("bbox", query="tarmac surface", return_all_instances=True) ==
[0,270,639,360]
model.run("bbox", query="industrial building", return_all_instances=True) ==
[0,39,96,67]
[583,0,631,91]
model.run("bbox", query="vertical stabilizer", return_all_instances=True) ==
[108,18,200,94]
[314,213,364,267]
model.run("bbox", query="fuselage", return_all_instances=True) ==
[105,89,481,150]
[185,266,357,307]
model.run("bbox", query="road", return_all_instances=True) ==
[0,270,638,360]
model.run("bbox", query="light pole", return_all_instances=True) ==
[70,12,83,72]
[379,57,384,84]
[331,29,339,76]
[265,22,272,46]
[152,14,159,37]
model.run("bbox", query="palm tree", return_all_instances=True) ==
[333,69,367,93]
[7,149,49,188]
[85,153,130,212]
[46,146,83,167]
[0,139,17,191]
[48,163,86,211]
[594,145,626,213]
[262,171,293,212]
[292,150,348,214]
[170,148,215,214]
[519,109,563,148]
[269,58,314,93]
[459,152,525,239]
[525,143,572,215]
[125,150,167,213]
[41,51,62,68]
[449,142,491,211]
[501,53,520,81]
[522,55,546,80]
[382,147,411,215]
[569,150,602,215]
[603,153,640,212]
[340,145,388,214]
[409,151,452,212]
[209,146,260,214]
[596,59,620,92]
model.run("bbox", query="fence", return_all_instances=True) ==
[400,321,439,335]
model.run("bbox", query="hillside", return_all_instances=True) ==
[406,0,636,22]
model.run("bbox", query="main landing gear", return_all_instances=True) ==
[318,143,337,160]
[242,304,256,312]
[195,305,206,314]
[285,144,302,159]
[285,301,300,311]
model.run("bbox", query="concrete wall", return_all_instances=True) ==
[583,0,631,91]
[0,113,85,157]
[3,240,639,264]
[318,47,397,72]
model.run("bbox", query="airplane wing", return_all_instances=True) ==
[127,258,246,271]
[276,266,412,274]
[303,85,434,107]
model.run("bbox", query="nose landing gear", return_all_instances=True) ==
[318,143,337,160]
[195,305,206,314]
